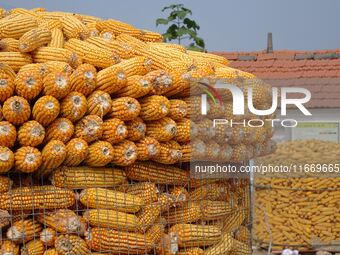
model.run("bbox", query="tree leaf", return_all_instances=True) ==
[194,36,205,48]
[180,7,192,15]
[156,18,169,26]
[183,18,200,30]
[162,4,183,12]
[176,27,190,37]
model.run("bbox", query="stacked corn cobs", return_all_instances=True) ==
[0,7,267,255]
[254,140,340,249]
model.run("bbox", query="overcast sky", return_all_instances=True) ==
[1,0,339,52]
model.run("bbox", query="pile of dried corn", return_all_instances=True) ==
[254,140,340,249]
[0,7,274,255]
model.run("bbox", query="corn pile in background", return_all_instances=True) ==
[254,140,340,249]
[0,7,276,255]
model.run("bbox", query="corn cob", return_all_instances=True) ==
[86,23,99,36]
[6,219,42,243]
[32,95,60,126]
[0,175,12,193]
[86,91,111,118]
[0,52,33,72]
[52,166,127,189]
[170,224,221,247]
[42,70,71,99]
[117,56,152,76]
[0,38,20,52]
[148,42,187,53]
[44,118,74,143]
[177,248,205,255]
[146,117,177,142]
[99,29,115,40]
[21,240,44,255]
[111,140,137,166]
[36,11,82,21]
[101,118,127,144]
[44,61,73,75]
[188,50,229,66]
[143,45,192,66]
[32,47,81,68]
[96,65,126,94]
[60,92,88,122]
[0,240,19,255]
[38,140,66,177]
[203,233,234,255]
[43,249,58,255]
[108,97,141,121]
[8,8,38,17]
[0,105,2,120]
[230,144,249,163]
[115,75,151,98]
[48,28,64,48]
[139,95,170,121]
[84,141,114,167]
[74,115,103,143]
[18,27,51,53]
[170,186,189,204]
[80,14,102,24]
[0,146,14,173]
[116,33,147,54]
[55,235,90,255]
[0,70,15,103]
[3,96,31,125]
[39,19,63,30]
[145,219,166,244]
[189,182,228,201]
[167,202,203,224]
[229,239,252,255]
[96,19,141,37]
[146,70,173,95]
[154,141,182,165]
[17,120,45,146]
[0,121,16,147]
[85,227,154,254]
[0,209,30,229]
[135,137,161,161]
[125,117,146,141]
[0,14,38,39]
[83,209,139,231]
[14,70,42,100]
[175,118,191,143]
[235,226,251,244]
[79,187,144,213]
[140,29,163,42]
[61,15,90,39]
[64,38,120,68]
[70,63,97,96]
[40,228,56,247]
[63,138,88,167]
[124,161,189,185]
[180,143,191,162]
[221,209,247,233]
[124,182,159,204]
[169,99,188,120]
[14,146,42,173]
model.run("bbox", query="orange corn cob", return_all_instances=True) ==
[43,249,58,255]
[63,138,88,166]
[61,15,90,39]
[32,47,81,68]
[139,95,170,121]
[178,248,204,255]
[14,146,42,173]
[86,90,112,117]
[70,63,97,96]
[60,92,87,122]
[221,209,247,233]
[99,29,115,40]
[154,141,182,165]
[188,50,229,66]
[146,70,173,95]
[96,19,141,37]
[175,118,191,143]
[0,146,14,173]
[84,141,114,167]
[0,175,12,193]
[230,144,249,163]
[0,121,17,147]
[55,235,90,255]
[0,14,38,39]
[0,105,2,120]
[86,24,99,37]
[111,140,137,166]
[0,240,19,255]
[145,219,166,244]
[235,226,251,244]
[116,33,147,54]
[169,99,188,120]
[42,71,71,99]
[108,97,141,121]
[40,228,56,247]
[189,182,228,201]
[0,38,20,52]
[135,137,161,161]
[7,219,42,243]
[203,233,234,255]
[140,29,163,42]
[15,70,43,100]
[38,140,66,177]
[148,42,187,53]
[102,118,127,144]
[146,117,177,142]
[96,65,126,94]
[180,143,191,162]
[20,240,44,255]
[19,27,51,52]
[123,182,159,204]
[48,28,64,48]
[125,117,146,141]
[2,96,31,125]
[74,115,103,143]
[32,95,60,126]
[0,70,15,102]
[38,19,63,30]
[8,8,38,17]
[114,75,151,98]
[44,118,74,143]
[229,239,252,255]
[116,56,152,76]
[43,61,73,75]
[18,120,45,146]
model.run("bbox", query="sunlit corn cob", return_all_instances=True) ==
[148,42,187,53]
[169,99,188,120]
[140,29,163,42]
[115,75,151,98]
[99,29,115,40]
[83,209,139,231]
[0,14,38,39]
[64,38,120,68]
[188,50,229,66]
[102,118,127,144]
[215,66,255,80]
[170,186,189,205]
[42,70,71,99]
[2,96,31,125]
[32,47,81,68]
[139,95,170,121]
[63,138,88,166]
[189,182,229,201]
[175,118,191,143]
[0,69,15,102]
[180,143,191,162]
[38,19,63,30]
[0,62,18,79]
[52,166,127,189]
[86,90,112,117]
[61,15,90,39]
[36,209,86,235]
[6,219,42,243]
[44,61,73,75]
[14,146,42,173]
[167,202,202,224]
[200,200,232,221]
[124,161,189,185]
[96,19,141,37]
[0,240,19,255]
[221,209,247,233]
[60,92,87,122]
[108,97,141,121]
[111,140,137,166]
[123,182,159,204]
[79,187,144,213]
[0,146,14,173]
[125,117,146,141]
[0,38,20,52]
[85,227,154,254]
[74,115,103,143]
[36,11,82,21]
[70,63,97,96]
[8,8,38,17]
[0,121,16,147]
[146,70,173,95]
[32,95,60,126]
[19,27,51,52]
[15,70,43,100]
[203,233,234,255]
[0,175,12,193]
[116,56,152,76]
[40,228,56,247]
[116,33,147,54]
[55,235,90,255]
[235,226,251,244]
[83,140,113,167]
[48,28,64,48]
[38,140,66,177]
[178,248,204,255]
[154,141,182,164]
[44,118,74,143]
[0,209,32,229]
[146,117,177,142]
[145,219,166,244]
[19,61,47,76]
[135,137,160,161]
[96,65,126,94]
[21,240,44,255]
[18,120,45,146]
[169,224,221,247]
[43,249,58,255]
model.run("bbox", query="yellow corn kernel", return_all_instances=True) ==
[40,228,56,247]
[38,140,66,177]
[20,239,45,255]
[55,235,90,255]
[114,75,151,98]
[116,33,147,55]
[7,219,42,243]
[140,29,163,42]
[0,175,12,193]
[15,70,43,100]
[0,240,19,255]
[42,71,71,99]
[116,56,152,76]
[145,69,173,95]
[154,141,182,165]
[169,99,188,120]
[96,19,141,37]
[0,70,15,103]
[175,118,191,143]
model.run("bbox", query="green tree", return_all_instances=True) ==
[156,4,205,51]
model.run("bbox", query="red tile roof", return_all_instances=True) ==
[212,49,340,108]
